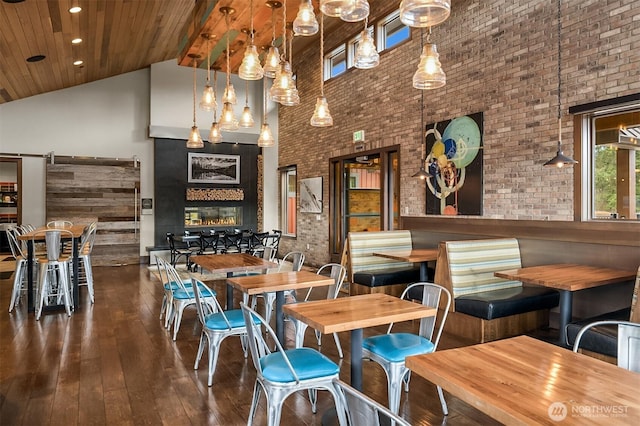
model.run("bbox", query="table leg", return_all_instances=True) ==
[558,290,573,345]
[72,237,79,310]
[275,290,285,345]
[351,328,363,390]
[226,272,234,310]
[419,262,428,282]
[27,240,34,312]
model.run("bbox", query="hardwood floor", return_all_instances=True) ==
[0,264,500,425]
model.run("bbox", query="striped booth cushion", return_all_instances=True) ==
[348,230,414,279]
[445,238,523,298]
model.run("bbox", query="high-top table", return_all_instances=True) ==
[190,253,278,309]
[494,264,637,343]
[406,335,640,425]
[284,293,436,390]
[18,224,87,312]
[227,270,334,345]
[373,248,439,281]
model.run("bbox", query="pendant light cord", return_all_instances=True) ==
[225,12,231,90]
[557,0,561,122]
[250,0,254,44]
[271,5,276,47]
[192,60,197,126]
[281,0,287,59]
[213,69,218,120]
[206,37,210,83]
[320,14,324,96]
[421,28,425,163]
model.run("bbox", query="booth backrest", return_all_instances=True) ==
[346,230,413,283]
[436,238,523,299]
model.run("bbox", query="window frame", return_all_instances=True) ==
[280,165,297,237]
[377,9,411,52]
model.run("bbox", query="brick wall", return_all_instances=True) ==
[277,0,640,264]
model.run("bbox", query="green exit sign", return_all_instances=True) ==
[353,130,365,142]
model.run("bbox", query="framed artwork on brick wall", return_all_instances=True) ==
[425,112,483,216]
[300,177,323,213]
[188,153,240,184]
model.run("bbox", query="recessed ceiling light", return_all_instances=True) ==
[72,38,82,44]
[73,60,84,66]
[69,6,82,13]
[26,55,46,62]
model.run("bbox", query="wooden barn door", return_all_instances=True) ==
[46,156,140,266]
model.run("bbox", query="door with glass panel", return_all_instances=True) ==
[329,147,400,263]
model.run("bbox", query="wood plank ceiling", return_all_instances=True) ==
[0,0,325,105]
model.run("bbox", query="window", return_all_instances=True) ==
[325,45,347,80]
[280,166,297,236]
[579,102,639,221]
[378,10,410,51]
[347,26,375,68]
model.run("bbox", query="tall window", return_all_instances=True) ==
[280,166,297,236]
[578,102,639,221]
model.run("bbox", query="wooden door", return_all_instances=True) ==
[46,157,140,266]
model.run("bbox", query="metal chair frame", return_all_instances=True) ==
[573,320,640,373]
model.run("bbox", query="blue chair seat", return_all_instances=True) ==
[204,309,258,330]
[164,279,193,290]
[260,348,339,383]
[173,287,216,300]
[363,333,435,363]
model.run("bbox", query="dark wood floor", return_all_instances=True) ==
[0,264,501,425]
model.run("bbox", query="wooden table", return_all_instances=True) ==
[494,264,637,343]
[18,224,87,312]
[191,253,278,309]
[227,270,334,344]
[373,248,439,281]
[406,335,640,425]
[284,293,436,390]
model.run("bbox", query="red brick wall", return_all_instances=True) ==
[277,0,640,263]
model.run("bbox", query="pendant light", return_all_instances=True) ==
[209,69,222,143]
[413,26,446,89]
[199,34,216,111]
[187,54,204,148]
[341,0,369,22]
[544,0,577,167]
[257,81,275,147]
[239,80,255,127]
[280,25,300,106]
[310,14,333,127]
[270,1,296,104]
[219,7,239,131]
[400,0,451,28]
[320,0,355,18]
[293,0,318,36]
[263,1,282,78]
[354,18,379,69]
[239,0,264,80]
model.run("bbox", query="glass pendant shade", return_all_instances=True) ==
[400,0,451,28]
[341,0,369,22]
[257,123,275,147]
[239,106,255,128]
[187,126,204,148]
[310,96,333,127]
[355,29,379,69]
[294,0,319,35]
[263,46,281,78]
[219,102,238,131]
[209,121,222,143]
[199,84,216,111]
[239,45,264,80]
[270,62,296,104]
[413,43,446,89]
[320,0,355,18]
[280,87,300,106]
[222,83,237,104]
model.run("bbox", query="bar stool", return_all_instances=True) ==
[36,229,74,320]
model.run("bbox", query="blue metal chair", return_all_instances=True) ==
[362,282,451,416]
[192,278,256,386]
[240,303,347,426]
[292,263,347,358]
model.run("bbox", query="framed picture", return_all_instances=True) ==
[188,153,240,184]
[300,177,323,213]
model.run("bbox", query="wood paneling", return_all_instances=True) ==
[46,157,140,266]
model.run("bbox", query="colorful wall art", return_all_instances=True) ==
[425,112,483,215]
